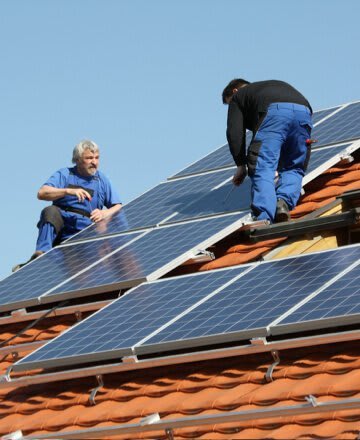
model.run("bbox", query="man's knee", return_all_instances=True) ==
[38,206,64,234]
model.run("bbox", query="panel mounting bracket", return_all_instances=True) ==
[250,337,268,346]
[340,153,354,163]
[265,350,280,383]
[186,249,215,264]
[305,394,318,407]
[140,413,161,425]
[122,355,139,364]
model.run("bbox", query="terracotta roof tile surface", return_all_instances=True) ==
[1,342,360,438]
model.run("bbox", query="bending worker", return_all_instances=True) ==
[222,79,313,223]
[13,140,122,271]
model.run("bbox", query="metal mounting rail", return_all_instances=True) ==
[246,207,360,242]
[1,329,360,389]
[18,396,360,439]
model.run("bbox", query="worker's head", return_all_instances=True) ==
[72,140,100,176]
[222,79,250,104]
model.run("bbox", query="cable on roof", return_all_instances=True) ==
[0,300,69,349]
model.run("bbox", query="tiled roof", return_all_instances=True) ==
[0,341,359,438]
[0,150,360,439]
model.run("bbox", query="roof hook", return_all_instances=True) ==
[165,428,175,440]
[89,374,104,405]
[265,350,280,383]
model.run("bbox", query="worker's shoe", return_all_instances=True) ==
[12,251,44,273]
[275,199,290,223]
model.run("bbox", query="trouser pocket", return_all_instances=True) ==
[247,141,262,176]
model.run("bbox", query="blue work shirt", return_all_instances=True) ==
[44,167,121,238]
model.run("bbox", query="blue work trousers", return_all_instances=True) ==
[247,103,313,222]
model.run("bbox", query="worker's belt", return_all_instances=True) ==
[58,206,91,218]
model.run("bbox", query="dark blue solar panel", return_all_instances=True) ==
[273,252,360,331]
[312,102,360,147]
[139,246,360,352]
[68,169,235,242]
[45,214,246,301]
[15,268,245,370]
[311,106,340,125]
[171,132,253,179]
[0,232,140,312]
[169,178,252,223]
[306,143,352,175]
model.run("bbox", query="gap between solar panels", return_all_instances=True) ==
[0,212,252,314]
[12,244,360,373]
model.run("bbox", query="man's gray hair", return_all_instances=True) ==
[72,140,99,164]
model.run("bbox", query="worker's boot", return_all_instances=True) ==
[275,199,290,223]
[12,251,44,273]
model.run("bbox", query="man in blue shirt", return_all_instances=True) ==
[13,140,122,271]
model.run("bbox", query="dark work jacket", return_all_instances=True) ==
[226,80,312,166]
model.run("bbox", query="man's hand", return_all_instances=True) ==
[67,188,92,202]
[90,209,107,223]
[232,165,247,186]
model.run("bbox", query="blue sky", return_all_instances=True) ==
[1,0,359,280]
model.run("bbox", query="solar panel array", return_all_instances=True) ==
[3,99,360,375]
[15,245,360,371]
[0,214,247,312]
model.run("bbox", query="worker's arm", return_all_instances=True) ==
[90,203,122,223]
[226,101,247,186]
[226,100,247,166]
[37,185,92,202]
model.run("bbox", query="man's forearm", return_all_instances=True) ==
[106,204,122,217]
[37,185,69,201]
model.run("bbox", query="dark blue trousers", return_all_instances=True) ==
[247,103,312,222]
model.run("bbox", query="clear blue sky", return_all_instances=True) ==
[1,0,359,280]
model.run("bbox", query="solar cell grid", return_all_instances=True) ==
[15,268,245,369]
[273,256,360,332]
[45,214,247,301]
[138,246,360,352]
[68,168,235,242]
[0,232,140,312]
[312,102,360,147]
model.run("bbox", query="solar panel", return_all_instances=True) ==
[312,102,360,147]
[42,213,249,304]
[168,142,358,223]
[137,245,360,354]
[170,132,253,179]
[271,251,360,335]
[67,168,236,243]
[311,106,341,125]
[0,232,141,312]
[170,106,345,179]
[14,245,359,371]
[14,267,247,371]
